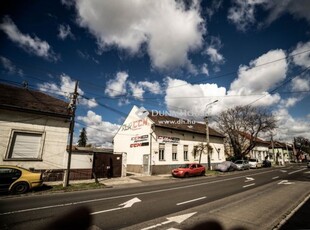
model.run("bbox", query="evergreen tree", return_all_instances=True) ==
[78,128,88,147]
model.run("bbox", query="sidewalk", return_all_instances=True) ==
[44,173,173,187]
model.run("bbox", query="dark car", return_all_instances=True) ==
[215,161,238,172]
[262,160,272,167]
[171,163,206,178]
[0,165,43,194]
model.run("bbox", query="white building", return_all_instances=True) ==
[0,83,70,172]
[114,106,225,175]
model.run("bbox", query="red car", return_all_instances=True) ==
[171,163,206,178]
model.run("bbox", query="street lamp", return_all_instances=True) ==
[204,100,218,170]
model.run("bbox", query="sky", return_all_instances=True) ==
[0,0,310,147]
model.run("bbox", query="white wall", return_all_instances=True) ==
[151,127,225,165]
[0,110,70,170]
[68,153,93,169]
[113,106,153,166]
[114,106,225,170]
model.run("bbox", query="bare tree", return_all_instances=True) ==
[293,136,310,161]
[192,143,213,166]
[216,105,277,159]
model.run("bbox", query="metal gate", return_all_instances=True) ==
[93,153,122,178]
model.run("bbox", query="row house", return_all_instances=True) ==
[113,106,225,175]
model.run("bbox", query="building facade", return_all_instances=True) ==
[113,106,225,175]
[0,83,71,171]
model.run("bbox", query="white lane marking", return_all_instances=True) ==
[245,177,255,182]
[288,168,307,175]
[272,176,279,180]
[176,197,206,206]
[278,180,294,185]
[90,197,141,215]
[0,169,279,216]
[243,183,255,188]
[141,212,196,230]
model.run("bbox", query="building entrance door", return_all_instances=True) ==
[143,154,149,175]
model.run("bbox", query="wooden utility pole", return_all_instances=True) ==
[64,81,79,187]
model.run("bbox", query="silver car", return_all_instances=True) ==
[234,160,251,170]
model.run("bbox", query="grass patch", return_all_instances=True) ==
[51,183,106,192]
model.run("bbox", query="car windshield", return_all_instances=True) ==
[179,164,191,168]
[249,159,257,162]
[235,160,243,164]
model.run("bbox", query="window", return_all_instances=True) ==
[172,144,177,161]
[183,145,188,161]
[159,143,165,161]
[7,131,44,160]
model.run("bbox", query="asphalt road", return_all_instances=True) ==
[0,165,309,230]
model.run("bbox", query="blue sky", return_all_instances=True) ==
[1,0,310,146]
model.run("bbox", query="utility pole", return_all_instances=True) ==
[204,100,218,170]
[271,132,276,165]
[64,81,79,187]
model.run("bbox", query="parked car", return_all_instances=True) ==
[0,165,43,194]
[171,163,206,178]
[234,160,251,170]
[263,160,272,167]
[248,159,262,169]
[262,160,272,167]
[215,161,238,172]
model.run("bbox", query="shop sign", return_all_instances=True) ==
[130,142,149,148]
[131,135,149,142]
[121,118,148,131]
[158,136,180,143]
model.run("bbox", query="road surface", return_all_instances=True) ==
[0,165,309,230]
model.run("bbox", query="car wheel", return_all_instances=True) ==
[201,171,205,176]
[11,182,29,194]
[184,173,189,178]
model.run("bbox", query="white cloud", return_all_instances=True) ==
[128,80,161,100]
[201,63,209,75]
[228,0,310,31]
[128,82,144,99]
[58,24,75,40]
[164,49,289,120]
[206,0,223,19]
[138,81,161,95]
[291,76,310,92]
[37,73,98,108]
[74,0,205,72]
[0,16,59,61]
[0,56,23,76]
[291,41,310,68]
[77,110,120,147]
[228,49,287,101]
[228,0,267,31]
[105,71,128,97]
[105,71,161,101]
[203,36,225,71]
[206,47,224,64]
[273,108,310,141]
[165,77,226,119]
